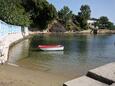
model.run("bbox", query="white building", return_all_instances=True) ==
[87,19,98,29]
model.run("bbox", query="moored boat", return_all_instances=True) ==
[38,45,64,51]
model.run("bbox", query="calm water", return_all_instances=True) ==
[9,33,115,79]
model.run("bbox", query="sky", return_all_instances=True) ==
[48,0,115,24]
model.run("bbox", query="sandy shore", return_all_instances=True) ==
[0,64,68,86]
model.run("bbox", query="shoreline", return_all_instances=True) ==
[0,64,68,86]
[0,30,115,86]
[0,33,70,86]
[29,29,115,34]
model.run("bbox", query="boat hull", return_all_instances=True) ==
[38,45,64,51]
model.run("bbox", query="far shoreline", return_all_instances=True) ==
[29,29,115,35]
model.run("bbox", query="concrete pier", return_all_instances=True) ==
[64,76,108,86]
[64,62,115,86]
[87,62,115,85]
[111,83,115,86]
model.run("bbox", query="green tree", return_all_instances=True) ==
[22,0,57,30]
[0,0,31,26]
[80,5,91,20]
[77,5,91,30]
[36,3,57,30]
[107,22,115,29]
[95,16,115,29]
[72,14,80,30]
[58,6,72,21]
[98,16,109,29]
[58,6,73,30]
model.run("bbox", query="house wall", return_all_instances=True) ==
[87,20,98,29]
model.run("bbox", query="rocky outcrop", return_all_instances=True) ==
[48,21,66,32]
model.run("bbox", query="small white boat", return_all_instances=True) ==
[38,45,64,51]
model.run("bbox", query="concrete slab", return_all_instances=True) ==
[63,76,108,86]
[111,83,115,86]
[87,62,115,85]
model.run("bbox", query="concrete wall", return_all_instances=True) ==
[0,20,29,64]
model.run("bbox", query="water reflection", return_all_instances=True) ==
[41,51,64,55]
[8,33,115,78]
[8,39,29,63]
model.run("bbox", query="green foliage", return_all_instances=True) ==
[58,6,73,21]
[80,5,91,20]
[72,15,80,30]
[36,3,57,30]
[58,6,73,26]
[96,16,115,29]
[107,22,115,30]
[0,0,31,26]
[22,0,57,30]
[1,0,114,31]
[98,16,109,29]
[77,5,91,30]
[0,0,57,29]
[66,22,79,31]
[58,6,76,31]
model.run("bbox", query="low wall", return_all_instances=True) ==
[0,20,29,64]
[0,34,24,64]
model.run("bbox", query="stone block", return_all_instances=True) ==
[111,83,115,86]
[63,76,108,86]
[87,62,115,85]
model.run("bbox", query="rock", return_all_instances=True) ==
[49,22,66,32]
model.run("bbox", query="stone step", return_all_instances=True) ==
[63,76,108,86]
[87,62,115,85]
[111,83,115,86]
